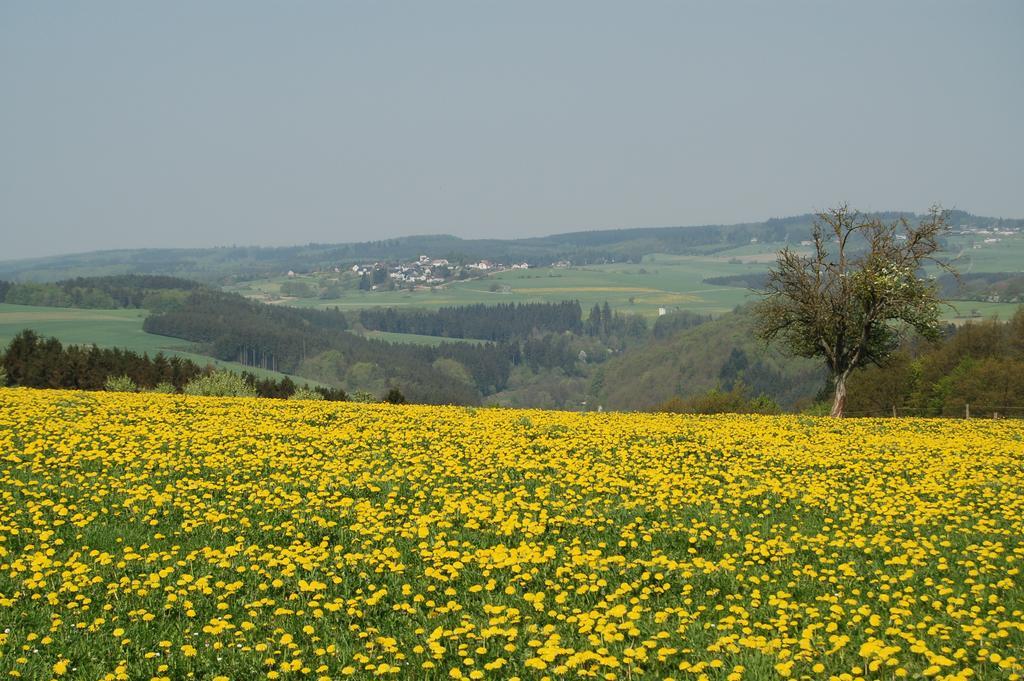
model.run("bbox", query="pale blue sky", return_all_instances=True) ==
[2,2,1022,259]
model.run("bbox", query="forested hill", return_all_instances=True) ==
[593,307,827,410]
[3,210,1019,283]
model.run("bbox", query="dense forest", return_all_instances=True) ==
[593,307,826,411]
[358,301,660,345]
[358,301,584,341]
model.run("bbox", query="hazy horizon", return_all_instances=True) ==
[2,204,1021,265]
[3,2,1022,259]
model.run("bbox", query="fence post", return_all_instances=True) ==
[965,403,970,420]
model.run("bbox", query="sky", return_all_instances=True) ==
[2,2,1022,260]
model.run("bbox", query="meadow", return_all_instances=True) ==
[0,304,317,385]
[0,388,1021,680]
[945,232,1024,275]
[0,304,170,354]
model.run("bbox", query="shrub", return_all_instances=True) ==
[383,388,407,404]
[183,370,257,398]
[801,401,832,417]
[314,386,348,401]
[0,367,7,387]
[349,390,376,403]
[658,382,779,415]
[289,387,325,401]
[151,382,177,394]
[104,375,138,393]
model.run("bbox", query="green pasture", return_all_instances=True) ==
[943,300,1022,322]
[946,233,1024,274]
[0,304,172,353]
[0,303,320,385]
[359,330,487,346]
[228,275,304,297]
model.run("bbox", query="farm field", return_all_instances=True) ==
[0,389,1021,679]
[943,301,1024,323]
[229,242,1024,323]
[0,304,317,385]
[946,232,1024,275]
[228,260,769,318]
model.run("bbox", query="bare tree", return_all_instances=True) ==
[755,205,953,417]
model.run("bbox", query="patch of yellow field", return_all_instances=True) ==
[0,388,1021,679]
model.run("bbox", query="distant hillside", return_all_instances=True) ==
[3,209,1017,283]
[594,307,826,410]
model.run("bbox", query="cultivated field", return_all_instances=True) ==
[225,252,775,319]
[228,234,1024,323]
[0,389,1021,679]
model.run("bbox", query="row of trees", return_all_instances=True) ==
[582,302,649,340]
[0,275,203,309]
[358,301,585,341]
[0,330,346,399]
[359,300,678,346]
[3,330,202,390]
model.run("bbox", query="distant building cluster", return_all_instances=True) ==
[953,224,1020,250]
[347,255,530,289]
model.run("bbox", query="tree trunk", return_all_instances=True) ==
[831,372,848,417]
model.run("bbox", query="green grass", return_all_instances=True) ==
[231,259,768,318]
[359,330,487,346]
[0,304,178,353]
[942,300,1022,322]
[946,232,1024,273]
[0,303,322,385]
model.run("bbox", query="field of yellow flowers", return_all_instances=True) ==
[0,388,1022,680]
